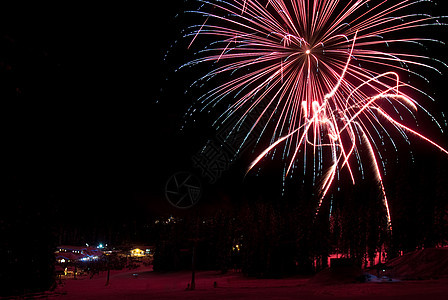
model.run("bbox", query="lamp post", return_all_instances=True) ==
[189,238,200,290]
[188,215,202,291]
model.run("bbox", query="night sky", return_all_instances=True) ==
[3,1,448,244]
[4,2,186,219]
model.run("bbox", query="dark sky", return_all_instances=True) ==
[3,2,188,217]
[3,1,448,234]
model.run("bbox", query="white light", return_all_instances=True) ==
[305,49,311,55]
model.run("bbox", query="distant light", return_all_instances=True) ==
[305,49,311,55]
[131,248,145,257]
[60,259,66,263]
[97,243,104,249]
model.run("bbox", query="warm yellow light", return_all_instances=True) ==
[131,248,145,257]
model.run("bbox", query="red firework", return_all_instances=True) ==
[182,0,448,227]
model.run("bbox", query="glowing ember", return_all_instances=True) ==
[181,0,448,228]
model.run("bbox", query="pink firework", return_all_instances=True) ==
[182,0,448,227]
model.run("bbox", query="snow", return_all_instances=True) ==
[50,265,448,300]
[385,247,448,280]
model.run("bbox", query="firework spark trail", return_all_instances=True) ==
[181,0,448,226]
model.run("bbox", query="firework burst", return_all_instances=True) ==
[180,0,448,226]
